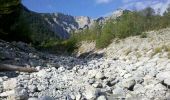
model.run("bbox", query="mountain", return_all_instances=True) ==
[21,6,124,40]
[0,2,124,44]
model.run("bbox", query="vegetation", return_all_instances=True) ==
[151,45,170,58]
[57,6,170,52]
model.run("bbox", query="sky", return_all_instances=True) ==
[22,0,170,18]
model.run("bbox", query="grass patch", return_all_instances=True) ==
[151,47,162,57]
[151,45,170,58]
[140,32,147,38]
[125,48,132,56]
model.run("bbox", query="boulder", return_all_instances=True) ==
[3,78,17,90]
[156,71,170,81]
[84,86,100,99]
[6,87,29,100]
[97,95,107,100]
[122,78,135,89]
[95,71,104,79]
[88,70,97,78]
[164,78,170,86]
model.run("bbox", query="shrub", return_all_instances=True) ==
[140,32,147,38]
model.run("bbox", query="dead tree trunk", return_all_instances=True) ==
[0,64,38,73]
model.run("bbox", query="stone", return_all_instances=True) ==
[28,98,39,100]
[7,87,29,100]
[88,78,95,84]
[3,78,17,90]
[156,71,170,81]
[95,71,104,79]
[70,94,76,100]
[28,85,37,92]
[39,96,55,100]
[76,93,82,100]
[92,82,103,88]
[122,78,135,89]
[36,66,43,71]
[58,67,66,72]
[112,86,125,97]
[164,78,170,86]
[119,70,127,77]
[88,70,97,78]
[36,69,48,78]
[84,86,100,99]
[133,84,146,94]
[97,95,107,100]
[0,90,15,97]
[124,73,132,79]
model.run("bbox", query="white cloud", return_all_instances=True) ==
[96,0,113,4]
[121,0,170,14]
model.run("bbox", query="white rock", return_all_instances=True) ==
[28,85,37,92]
[6,87,29,100]
[84,86,99,99]
[97,95,107,100]
[0,90,15,97]
[28,98,38,100]
[122,78,135,89]
[88,70,97,78]
[124,74,132,79]
[164,78,170,86]
[133,84,146,94]
[95,71,104,79]
[112,86,125,96]
[92,82,102,88]
[119,70,127,77]
[36,69,47,78]
[156,71,170,81]
[3,78,17,90]
[36,66,43,71]
[76,93,82,100]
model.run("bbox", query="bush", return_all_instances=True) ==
[140,32,147,38]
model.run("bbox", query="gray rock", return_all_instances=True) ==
[156,71,170,81]
[39,96,55,100]
[88,78,95,84]
[97,95,107,100]
[28,85,37,92]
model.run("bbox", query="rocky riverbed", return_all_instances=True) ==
[0,28,170,100]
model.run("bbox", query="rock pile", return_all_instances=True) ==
[0,28,170,100]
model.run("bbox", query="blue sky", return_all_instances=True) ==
[22,0,170,18]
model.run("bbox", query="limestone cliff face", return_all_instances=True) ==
[75,16,94,29]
